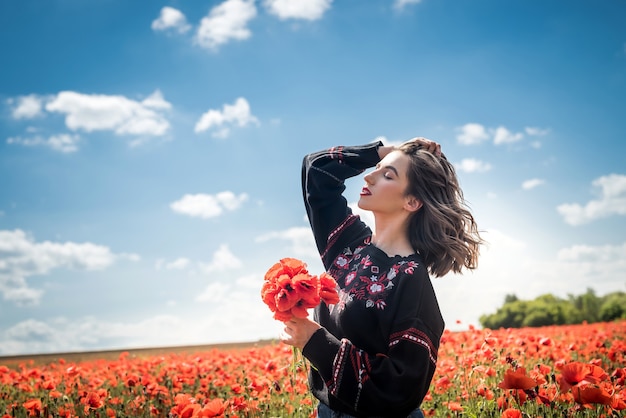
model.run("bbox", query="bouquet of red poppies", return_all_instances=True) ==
[261,257,340,321]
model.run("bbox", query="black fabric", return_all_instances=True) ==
[301,142,445,418]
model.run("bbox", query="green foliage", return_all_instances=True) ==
[503,294,518,304]
[599,291,626,321]
[480,288,626,329]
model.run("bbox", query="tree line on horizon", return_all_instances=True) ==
[479,288,626,329]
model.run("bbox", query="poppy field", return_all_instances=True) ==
[1,320,624,417]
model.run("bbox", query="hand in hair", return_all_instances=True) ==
[378,137,442,160]
[403,137,442,157]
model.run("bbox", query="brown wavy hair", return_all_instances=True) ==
[398,142,483,277]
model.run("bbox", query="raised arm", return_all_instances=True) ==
[301,142,382,265]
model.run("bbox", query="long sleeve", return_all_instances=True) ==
[301,142,444,417]
[302,266,443,417]
[301,142,382,268]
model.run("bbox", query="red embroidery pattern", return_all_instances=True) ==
[330,244,415,312]
[349,346,370,410]
[330,339,350,397]
[322,215,359,261]
[389,328,437,366]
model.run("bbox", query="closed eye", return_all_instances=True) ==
[374,164,398,179]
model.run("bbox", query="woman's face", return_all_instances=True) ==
[358,151,419,215]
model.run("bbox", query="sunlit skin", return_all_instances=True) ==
[281,138,440,349]
[358,150,421,257]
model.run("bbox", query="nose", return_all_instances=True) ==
[364,170,375,185]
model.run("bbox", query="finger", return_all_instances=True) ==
[410,137,441,155]
[408,137,433,149]
[279,329,292,344]
[424,140,437,152]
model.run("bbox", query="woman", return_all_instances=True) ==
[282,138,482,417]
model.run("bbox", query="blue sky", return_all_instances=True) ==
[1,0,625,355]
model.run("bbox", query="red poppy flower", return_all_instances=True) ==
[443,401,463,412]
[498,367,538,390]
[199,398,227,417]
[571,384,613,406]
[292,273,320,306]
[264,257,308,281]
[319,272,340,305]
[82,391,105,409]
[261,258,339,321]
[501,408,522,418]
[274,276,300,312]
[558,361,608,392]
[22,399,42,417]
[180,403,201,418]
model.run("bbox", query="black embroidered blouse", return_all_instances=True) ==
[301,142,445,417]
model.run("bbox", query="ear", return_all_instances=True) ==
[404,196,422,213]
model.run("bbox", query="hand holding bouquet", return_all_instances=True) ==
[261,257,339,322]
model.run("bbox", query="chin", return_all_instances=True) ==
[358,202,377,214]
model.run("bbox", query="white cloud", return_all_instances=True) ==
[156,248,242,275]
[198,244,242,273]
[141,90,172,111]
[455,158,492,173]
[9,95,45,119]
[0,315,187,354]
[194,97,258,138]
[264,0,332,20]
[165,258,191,270]
[457,123,540,147]
[45,90,171,137]
[256,226,318,258]
[522,178,545,190]
[432,229,528,328]
[7,134,81,153]
[3,234,624,354]
[558,243,626,263]
[493,126,524,145]
[2,287,44,307]
[434,230,626,330]
[456,123,489,145]
[195,0,257,50]
[256,207,371,260]
[196,282,229,302]
[170,191,248,219]
[47,134,81,153]
[236,273,262,289]
[152,7,192,34]
[557,174,626,225]
[217,191,249,210]
[0,229,135,306]
[393,0,422,10]
[5,319,55,341]
[0,287,279,355]
[525,126,550,136]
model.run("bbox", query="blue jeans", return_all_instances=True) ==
[317,402,424,418]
